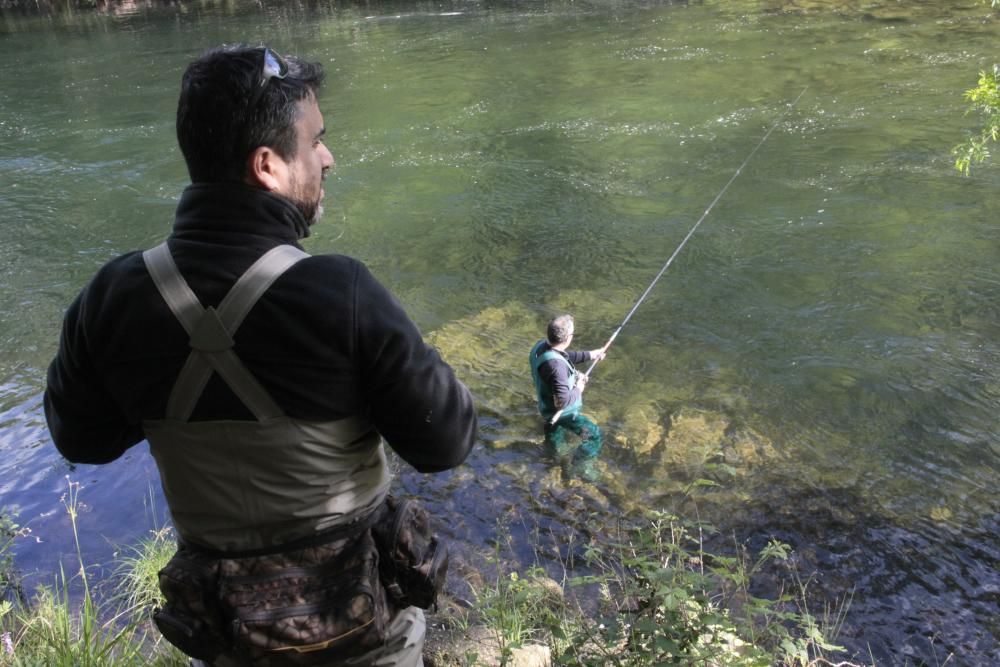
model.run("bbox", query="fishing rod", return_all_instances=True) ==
[549,87,808,425]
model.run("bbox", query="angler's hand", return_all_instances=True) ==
[590,345,609,362]
[576,373,589,390]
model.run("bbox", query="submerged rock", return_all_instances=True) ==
[624,408,782,483]
[929,505,953,522]
[723,428,779,468]
[660,409,729,470]
[614,401,667,456]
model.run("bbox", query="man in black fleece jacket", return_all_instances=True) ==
[44,45,476,666]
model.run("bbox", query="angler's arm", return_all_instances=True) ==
[44,293,143,464]
[356,267,477,473]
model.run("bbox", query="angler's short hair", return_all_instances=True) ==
[176,45,324,183]
[547,314,574,345]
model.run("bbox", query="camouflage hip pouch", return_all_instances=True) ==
[371,496,449,611]
[154,514,389,666]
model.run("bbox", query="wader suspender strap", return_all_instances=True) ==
[142,243,309,422]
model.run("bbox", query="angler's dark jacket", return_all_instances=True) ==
[530,340,593,419]
[45,183,477,540]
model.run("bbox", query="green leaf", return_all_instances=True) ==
[635,617,659,636]
[654,635,680,653]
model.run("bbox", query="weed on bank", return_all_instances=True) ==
[439,508,857,667]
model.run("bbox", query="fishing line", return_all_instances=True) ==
[550,87,808,423]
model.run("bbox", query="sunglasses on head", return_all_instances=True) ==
[248,47,289,110]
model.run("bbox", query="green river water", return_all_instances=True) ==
[1,1,998,663]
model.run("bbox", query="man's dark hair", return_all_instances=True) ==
[176,45,325,183]
[547,314,574,345]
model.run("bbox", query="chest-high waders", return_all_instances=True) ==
[141,242,391,551]
[141,243,426,667]
[529,341,602,476]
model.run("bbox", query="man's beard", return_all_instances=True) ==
[295,196,323,227]
[288,172,323,227]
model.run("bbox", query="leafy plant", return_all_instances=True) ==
[466,508,858,667]
[554,512,772,666]
[473,547,565,663]
[954,65,1000,174]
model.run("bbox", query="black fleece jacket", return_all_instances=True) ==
[45,182,477,473]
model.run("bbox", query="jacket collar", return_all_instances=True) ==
[173,182,311,243]
[535,340,569,359]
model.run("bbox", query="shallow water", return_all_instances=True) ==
[1,1,998,663]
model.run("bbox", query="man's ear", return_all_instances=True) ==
[245,146,286,191]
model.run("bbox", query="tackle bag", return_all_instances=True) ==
[154,519,389,666]
[371,495,449,610]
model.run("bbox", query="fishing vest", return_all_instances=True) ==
[140,243,390,553]
[529,340,581,419]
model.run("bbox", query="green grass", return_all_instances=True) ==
[109,527,175,626]
[0,481,186,667]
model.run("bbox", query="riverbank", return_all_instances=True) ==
[0,483,863,666]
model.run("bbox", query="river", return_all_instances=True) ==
[0,1,997,663]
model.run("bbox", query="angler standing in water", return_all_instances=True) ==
[527,90,808,485]
[530,314,609,481]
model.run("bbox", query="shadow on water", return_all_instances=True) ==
[406,427,1000,665]
[715,482,1000,664]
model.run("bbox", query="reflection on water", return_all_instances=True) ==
[1,0,998,663]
